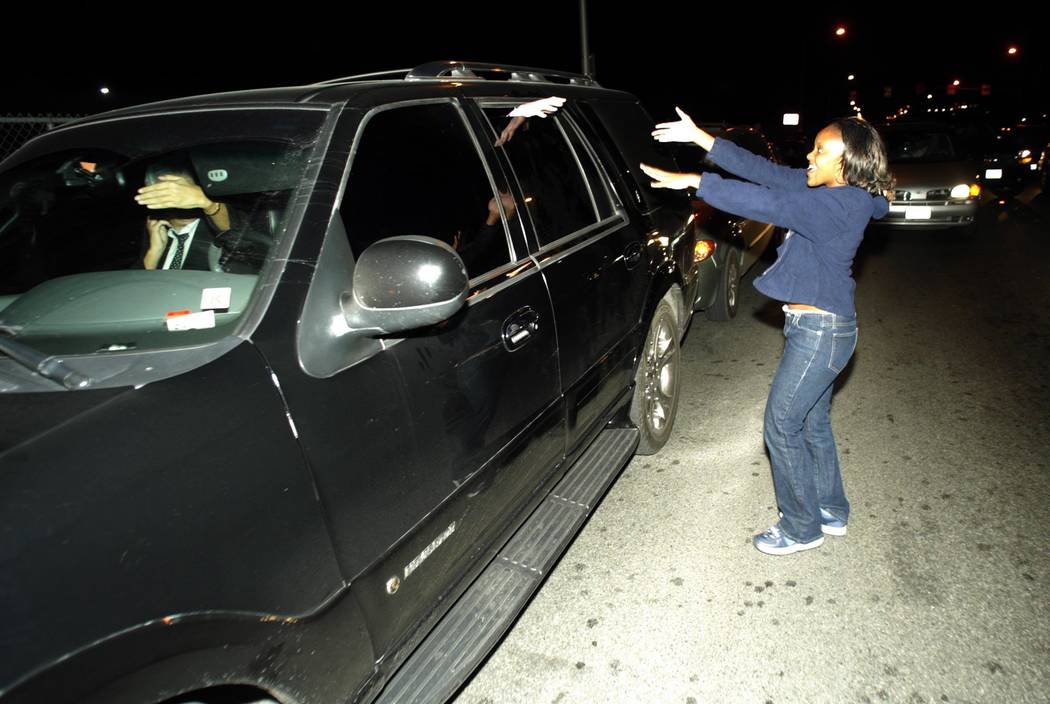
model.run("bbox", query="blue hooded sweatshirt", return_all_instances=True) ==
[695,137,889,317]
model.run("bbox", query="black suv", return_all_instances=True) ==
[0,62,699,704]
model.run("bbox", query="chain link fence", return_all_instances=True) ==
[1,115,82,161]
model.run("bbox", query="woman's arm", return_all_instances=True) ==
[705,139,809,191]
[651,108,806,191]
[697,172,855,242]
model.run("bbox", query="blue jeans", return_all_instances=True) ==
[763,307,857,542]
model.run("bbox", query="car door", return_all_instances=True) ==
[477,101,651,452]
[257,97,565,667]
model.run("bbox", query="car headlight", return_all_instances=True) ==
[950,184,971,199]
[1020,149,1032,159]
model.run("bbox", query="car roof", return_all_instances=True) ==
[64,61,635,125]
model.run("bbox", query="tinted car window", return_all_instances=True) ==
[0,110,324,356]
[483,107,597,246]
[342,103,512,279]
[559,115,618,221]
[581,100,684,212]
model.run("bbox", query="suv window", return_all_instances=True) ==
[483,107,599,247]
[559,114,618,221]
[341,103,512,279]
[581,100,683,213]
[0,110,324,357]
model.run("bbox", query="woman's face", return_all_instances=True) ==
[806,126,847,188]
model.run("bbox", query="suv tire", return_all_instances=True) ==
[630,300,682,455]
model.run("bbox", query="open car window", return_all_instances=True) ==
[0,109,324,359]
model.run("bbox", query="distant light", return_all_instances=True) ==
[927,94,933,100]
[1007,46,1019,56]
[850,100,856,106]
[835,26,847,37]
[782,113,800,126]
[953,80,961,87]
[1021,117,1027,123]
[847,74,855,81]
[99,86,110,96]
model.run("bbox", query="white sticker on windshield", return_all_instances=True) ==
[166,310,216,332]
[201,287,232,311]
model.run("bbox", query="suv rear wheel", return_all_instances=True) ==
[630,300,682,454]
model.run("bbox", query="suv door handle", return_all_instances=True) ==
[502,306,540,352]
[623,241,643,270]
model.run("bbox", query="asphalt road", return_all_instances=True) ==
[456,194,1050,704]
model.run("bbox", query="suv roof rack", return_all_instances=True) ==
[319,61,600,88]
[314,68,414,85]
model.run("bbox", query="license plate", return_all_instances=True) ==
[985,168,1003,179]
[904,206,932,220]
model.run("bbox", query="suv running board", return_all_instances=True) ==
[375,427,639,704]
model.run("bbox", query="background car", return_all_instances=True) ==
[976,123,1050,197]
[0,61,699,704]
[876,122,981,231]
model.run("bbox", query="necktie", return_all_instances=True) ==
[168,231,191,269]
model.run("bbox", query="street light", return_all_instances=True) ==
[1007,45,1019,56]
[835,25,847,37]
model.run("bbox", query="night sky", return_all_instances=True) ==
[6,7,1046,134]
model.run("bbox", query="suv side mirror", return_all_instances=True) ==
[342,236,469,335]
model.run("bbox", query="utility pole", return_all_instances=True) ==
[580,0,593,77]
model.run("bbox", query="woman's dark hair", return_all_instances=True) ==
[828,117,895,196]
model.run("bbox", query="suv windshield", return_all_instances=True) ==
[0,109,324,357]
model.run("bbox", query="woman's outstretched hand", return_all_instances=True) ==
[640,163,701,191]
[652,107,715,151]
